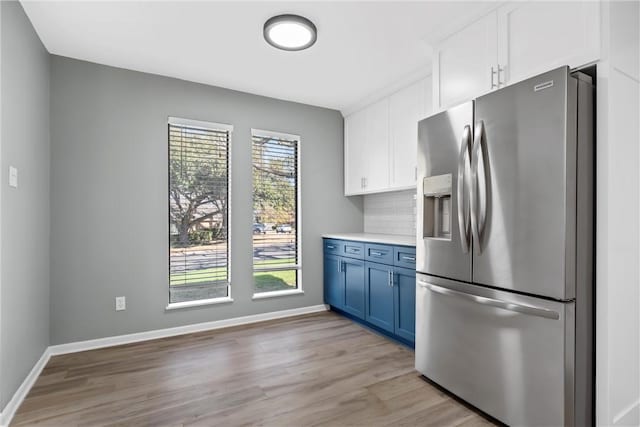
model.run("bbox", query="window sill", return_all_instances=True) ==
[252,289,304,300]
[166,297,234,311]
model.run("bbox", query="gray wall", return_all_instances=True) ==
[50,56,362,345]
[0,1,51,409]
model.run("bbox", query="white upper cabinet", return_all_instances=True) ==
[433,1,600,111]
[390,77,432,189]
[434,13,498,111]
[364,98,391,192]
[344,108,368,195]
[344,76,431,196]
[344,99,390,195]
[497,1,600,85]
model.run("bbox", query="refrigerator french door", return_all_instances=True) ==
[415,101,473,283]
[415,67,594,427]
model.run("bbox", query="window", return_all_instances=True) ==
[252,129,301,296]
[168,118,232,306]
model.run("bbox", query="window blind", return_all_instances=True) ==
[252,132,300,293]
[168,122,230,303]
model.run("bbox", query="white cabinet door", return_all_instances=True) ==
[423,74,433,118]
[344,77,432,195]
[389,77,430,189]
[434,12,498,110]
[364,98,390,192]
[344,108,368,195]
[497,1,600,86]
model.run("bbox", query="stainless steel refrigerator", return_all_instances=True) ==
[415,66,594,427]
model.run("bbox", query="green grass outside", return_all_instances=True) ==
[254,270,297,293]
[170,258,297,292]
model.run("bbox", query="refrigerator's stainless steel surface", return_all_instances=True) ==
[573,70,595,427]
[415,66,594,427]
[472,67,577,300]
[415,273,575,427]
[417,101,473,282]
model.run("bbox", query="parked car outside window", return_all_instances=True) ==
[275,224,293,233]
[253,223,267,234]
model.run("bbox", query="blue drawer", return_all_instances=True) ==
[394,246,416,269]
[342,241,364,259]
[323,239,342,256]
[365,244,394,265]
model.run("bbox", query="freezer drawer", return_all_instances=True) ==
[415,273,575,426]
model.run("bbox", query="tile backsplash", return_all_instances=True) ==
[363,190,417,236]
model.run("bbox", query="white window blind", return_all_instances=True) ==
[252,131,300,294]
[168,121,230,304]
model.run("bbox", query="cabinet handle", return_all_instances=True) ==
[491,66,498,89]
[402,255,416,261]
[388,270,394,287]
[370,251,384,256]
[338,260,343,273]
[491,65,505,89]
[327,245,335,249]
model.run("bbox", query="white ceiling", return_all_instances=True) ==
[21,1,497,112]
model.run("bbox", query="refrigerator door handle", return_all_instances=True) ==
[417,280,560,320]
[457,125,472,253]
[471,120,487,254]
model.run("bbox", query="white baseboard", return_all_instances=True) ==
[613,398,640,426]
[49,304,328,356]
[0,304,328,427]
[0,348,51,427]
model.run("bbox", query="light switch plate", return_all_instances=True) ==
[9,166,18,188]
[115,296,126,311]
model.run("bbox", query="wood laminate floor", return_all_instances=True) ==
[12,312,495,426]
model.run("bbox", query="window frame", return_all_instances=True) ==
[250,128,303,299]
[166,116,234,310]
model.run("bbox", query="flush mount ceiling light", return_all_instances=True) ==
[263,14,317,51]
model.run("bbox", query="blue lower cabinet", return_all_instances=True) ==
[324,238,416,347]
[365,262,395,333]
[324,254,344,309]
[343,259,365,319]
[394,267,416,343]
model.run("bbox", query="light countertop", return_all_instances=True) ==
[322,233,416,247]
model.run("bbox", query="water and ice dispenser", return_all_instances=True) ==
[422,174,452,240]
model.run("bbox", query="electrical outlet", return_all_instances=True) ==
[115,296,126,311]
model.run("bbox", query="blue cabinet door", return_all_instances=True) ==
[394,267,416,343]
[324,254,344,309]
[343,258,365,319]
[365,262,395,333]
